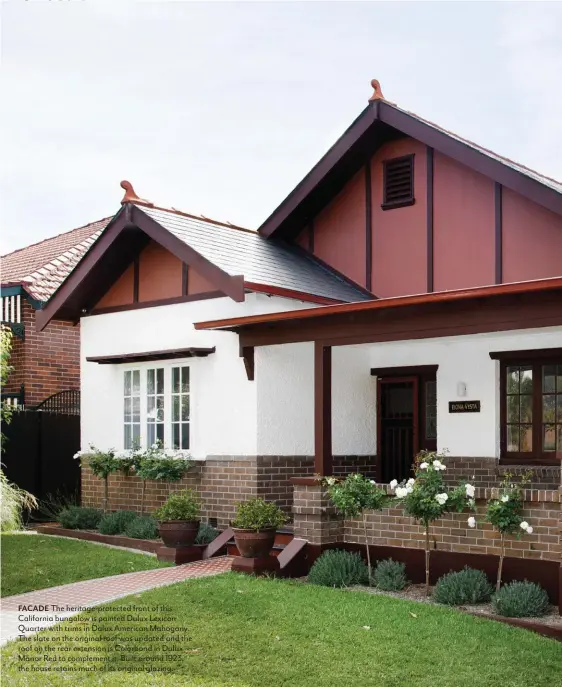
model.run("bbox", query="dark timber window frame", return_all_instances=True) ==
[491,348,562,466]
[382,154,415,210]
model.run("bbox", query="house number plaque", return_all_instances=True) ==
[448,400,481,413]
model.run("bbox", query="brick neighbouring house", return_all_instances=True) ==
[1,217,111,407]
[35,81,560,588]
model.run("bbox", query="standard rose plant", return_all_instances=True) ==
[391,450,475,595]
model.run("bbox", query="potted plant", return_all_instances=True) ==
[154,489,200,548]
[231,498,287,558]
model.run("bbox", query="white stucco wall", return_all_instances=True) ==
[80,293,311,458]
[255,325,562,458]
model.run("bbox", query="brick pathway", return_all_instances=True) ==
[0,556,233,645]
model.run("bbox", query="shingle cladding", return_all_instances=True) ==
[140,206,371,302]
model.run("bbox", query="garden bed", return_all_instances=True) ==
[35,523,162,553]
[347,583,562,641]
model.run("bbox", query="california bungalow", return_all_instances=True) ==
[37,80,561,591]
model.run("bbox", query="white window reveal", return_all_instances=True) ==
[147,368,165,446]
[124,370,141,449]
[122,365,191,451]
[171,366,190,450]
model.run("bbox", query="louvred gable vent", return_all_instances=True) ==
[382,155,415,209]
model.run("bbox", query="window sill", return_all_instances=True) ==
[381,198,415,211]
[499,456,561,467]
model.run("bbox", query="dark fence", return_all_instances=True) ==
[2,410,81,514]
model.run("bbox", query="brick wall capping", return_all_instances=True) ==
[291,477,324,486]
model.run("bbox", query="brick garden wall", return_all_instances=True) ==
[343,488,561,563]
[80,455,378,529]
[4,300,81,406]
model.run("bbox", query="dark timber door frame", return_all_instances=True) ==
[376,376,419,483]
[372,365,438,482]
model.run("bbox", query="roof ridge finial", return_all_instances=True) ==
[368,78,385,102]
[120,180,154,207]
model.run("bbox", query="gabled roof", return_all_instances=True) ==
[142,206,371,303]
[36,190,372,331]
[1,217,111,301]
[259,83,562,239]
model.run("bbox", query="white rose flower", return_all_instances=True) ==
[419,462,428,470]
[395,487,408,498]
[525,526,533,534]
[389,479,398,490]
[435,493,448,505]
[501,495,509,503]
[370,480,376,485]
[465,484,475,498]
[520,521,529,530]
[467,516,476,528]
[405,485,413,494]
[407,478,415,486]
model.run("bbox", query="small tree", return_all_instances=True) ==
[392,450,474,595]
[324,473,389,584]
[1,326,14,451]
[485,471,532,592]
[75,447,120,513]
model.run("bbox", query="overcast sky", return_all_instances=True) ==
[1,0,561,254]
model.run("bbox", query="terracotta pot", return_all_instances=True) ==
[158,520,200,548]
[232,527,276,558]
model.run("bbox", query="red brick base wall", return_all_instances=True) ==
[4,300,80,406]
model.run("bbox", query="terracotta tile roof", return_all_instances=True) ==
[1,217,111,301]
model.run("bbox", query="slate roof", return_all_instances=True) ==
[400,104,562,195]
[139,205,371,302]
[1,218,111,301]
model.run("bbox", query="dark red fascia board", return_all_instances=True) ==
[259,100,562,239]
[194,276,562,332]
[35,204,245,332]
[86,347,215,365]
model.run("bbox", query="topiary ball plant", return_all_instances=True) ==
[59,506,103,530]
[308,549,369,588]
[433,567,493,606]
[373,559,408,591]
[98,510,138,536]
[492,581,550,618]
[124,516,159,540]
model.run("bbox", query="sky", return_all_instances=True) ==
[1,0,562,254]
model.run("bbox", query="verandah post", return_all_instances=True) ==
[314,341,333,477]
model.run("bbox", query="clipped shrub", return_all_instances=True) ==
[98,510,138,536]
[58,506,103,530]
[492,581,550,618]
[154,490,200,522]
[195,522,219,545]
[433,567,493,606]
[308,549,369,588]
[231,498,287,531]
[373,559,408,591]
[124,516,159,540]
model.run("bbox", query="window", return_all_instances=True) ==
[499,354,562,464]
[425,380,437,441]
[122,366,191,450]
[146,368,165,446]
[171,366,190,449]
[382,155,415,210]
[124,370,141,449]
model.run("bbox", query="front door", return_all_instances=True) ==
[377,377,418,483]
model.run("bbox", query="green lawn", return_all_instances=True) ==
[2,573,561,687]
[1,534,170,597]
